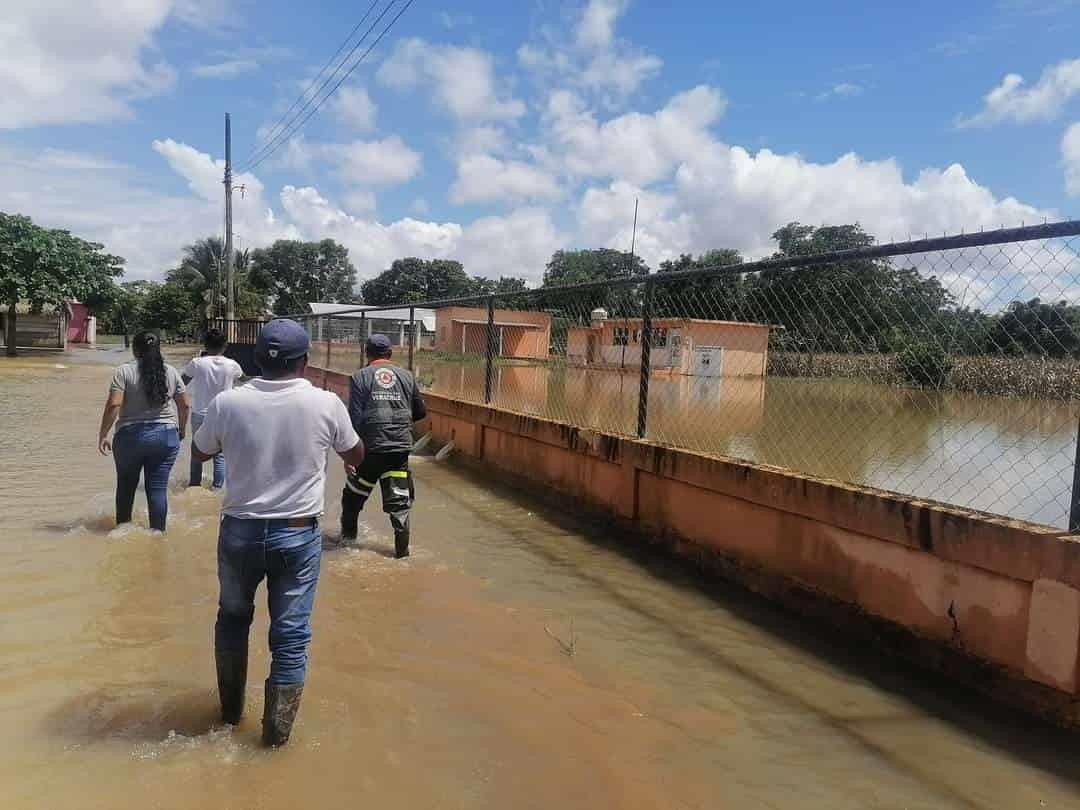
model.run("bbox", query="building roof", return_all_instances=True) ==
[308,303,436,332]
[452,318,546,329]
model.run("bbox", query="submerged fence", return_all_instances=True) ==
[227,220,1080,530]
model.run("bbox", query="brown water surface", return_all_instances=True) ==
[2,348,1080,809]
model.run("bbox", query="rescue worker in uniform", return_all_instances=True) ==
[341,334,427,558]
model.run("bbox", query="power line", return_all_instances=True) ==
[243,0,392,171]
[246,0,413,173]
[243,0,414,174]
[245,0,382,167]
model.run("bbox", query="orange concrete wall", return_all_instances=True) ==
[308,363,1080,725]
[571,319,769,376]
[435,307,552,358]
[684,322,769,376]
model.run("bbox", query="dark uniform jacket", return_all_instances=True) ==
[348,360,427,454]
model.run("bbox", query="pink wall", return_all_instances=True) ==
[66,302,90,344]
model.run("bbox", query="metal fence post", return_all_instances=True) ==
[1070,417,1080,533]
[637,279,654,439]
[325,316,332,369]
[484,295,496,404]
[408,305,415,372]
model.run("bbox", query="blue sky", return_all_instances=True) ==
[1,0,1078,286]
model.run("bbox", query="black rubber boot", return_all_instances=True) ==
[394,527,410,559]
[262,681,304,747]
[215,646,248,725]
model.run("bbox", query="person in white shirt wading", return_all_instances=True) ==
[192,319,365,746]
[182,328,243,489]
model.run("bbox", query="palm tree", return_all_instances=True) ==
[167,237,258,319]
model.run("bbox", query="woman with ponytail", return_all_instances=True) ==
[97,331,190,531]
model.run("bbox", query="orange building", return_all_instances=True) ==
[435,306,552,359]
[566,317,772,377]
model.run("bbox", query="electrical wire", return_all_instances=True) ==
[245,0,382,166]
[243,0,415,174]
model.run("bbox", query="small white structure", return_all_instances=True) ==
[308,303,436,349]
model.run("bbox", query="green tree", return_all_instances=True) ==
[250,239,357,315]
[361,258,475,305]
[141,282,194,336]
[96,280,157,337]
[0,212,124,356]
[167,237,265,321]
[746,223,952,354]
[470,275,529,297]
[656,249,744,319]
[540,249,649,322]
[993,299,1080,358]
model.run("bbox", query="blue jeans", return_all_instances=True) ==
[113,422,180,531]
[189,412,224,489]
[214,516,323,685]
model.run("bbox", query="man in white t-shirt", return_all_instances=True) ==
[182,328,243,489]
[193,319,365,747]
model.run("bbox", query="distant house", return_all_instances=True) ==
[566,311,772,377]
[434,306,552,359]
[0,301,72,351]
[308,303,436,349]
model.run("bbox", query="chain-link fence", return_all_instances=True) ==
[220,220,1080,531]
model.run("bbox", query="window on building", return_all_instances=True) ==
[613,326,629,346]
[632,329,640,344]
[654,327,669,347]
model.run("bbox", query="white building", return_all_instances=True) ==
[307,303,437,349]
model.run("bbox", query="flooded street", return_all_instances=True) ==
[423,362,1080,528]
[3,349,1080,809]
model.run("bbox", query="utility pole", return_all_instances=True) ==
[224,112,235,321]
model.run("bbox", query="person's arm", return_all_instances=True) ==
[97,390,123,455]
[411,379,427,422]
[192,398,222,462]
[176,391,191,440]
[181,357,195,387]
[331,396,365,469]
[338,440,366,469]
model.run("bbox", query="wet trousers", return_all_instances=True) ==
[340,451,414,537]
[214,516,322,686]
[113,422,180,531]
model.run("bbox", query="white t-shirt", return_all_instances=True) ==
[193,377,361,519]
[182,354,244,416]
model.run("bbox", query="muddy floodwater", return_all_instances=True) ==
[421,362,1080,529]
[3,348,1080,809]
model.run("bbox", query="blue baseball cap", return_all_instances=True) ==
[366,333,392,354]
[256,319,311,361]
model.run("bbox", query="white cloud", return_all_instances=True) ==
[576,0,629,49]
[545,85,727,185]
[1064,122,1080,195]
[616,144,1049,268]
[153,138,265,203]
[0,0,195,129]
[817,82,864,101]
[333,86,378,132]
[277,186,562,282]
[343,190,377,215]
[31,149,128,171]
[451,154,562,205]
[958,58,1080,127]
[331,137,422,187]
[438,11,474,30]
[270,135,422,187]
[377,38,525,122]
[192,58,259,79]
[519,0,661,105]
